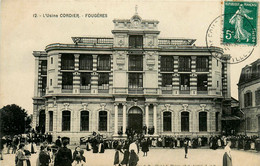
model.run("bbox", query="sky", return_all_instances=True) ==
[0,0,259,115]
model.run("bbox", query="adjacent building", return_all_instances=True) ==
[238,58,260,136]
[32,12,231,143]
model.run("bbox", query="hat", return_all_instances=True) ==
[58,136,61,138]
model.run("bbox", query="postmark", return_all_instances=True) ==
[206,1,258,64]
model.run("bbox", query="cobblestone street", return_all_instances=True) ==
[1,147,259,166]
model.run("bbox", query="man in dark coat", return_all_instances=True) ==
[55,140,72,166]
[39,146,50,166]
[184,139,188,159]
[55,136,62,148]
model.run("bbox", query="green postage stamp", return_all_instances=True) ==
[223,1,258,45]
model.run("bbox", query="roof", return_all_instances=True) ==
[221,115,242,121]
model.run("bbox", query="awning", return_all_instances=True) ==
[221,116,242,121]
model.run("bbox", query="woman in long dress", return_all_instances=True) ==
[229,4,253,42]
[223,140,232,166]
[15,144,30,166]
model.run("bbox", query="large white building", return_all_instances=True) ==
[32,12,231,143]
[238,59,260,136]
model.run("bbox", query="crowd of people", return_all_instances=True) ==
[0,130,260,166]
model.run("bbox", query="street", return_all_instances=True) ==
[1,147,259,166]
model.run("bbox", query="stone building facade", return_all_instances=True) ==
[238,59,260,136]
[32,12,231,143]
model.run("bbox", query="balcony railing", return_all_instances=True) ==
[80,85,91,90]
[158,38,196,46]
[196,68,209,72]
[197,86,207,91]
[62,85,73,90]
[72,37,114,44]
[61,65,74,70]
[178,67,191,72]
[128,88,144,94]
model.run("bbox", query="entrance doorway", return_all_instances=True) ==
[128,106,143,133]
[38,110,46,134]
[258,116,260,137]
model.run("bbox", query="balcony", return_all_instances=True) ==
[72,37,114,44]
[197,86,208,94]
[179,86,190,94]
[80,85,91,93]
[98,84,109,93]
[162,86,172,94]
[62,85,73,93]
[196,68,209,72]
[128,88,144,94]
[178,67,191,72]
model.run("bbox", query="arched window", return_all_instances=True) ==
[81,111,89,131]
[99,111,107,131]
[62,111,71,131]
[181,112,189,132]
[49,111,53,131]
[199,112,207,131]
[163,112,172,131]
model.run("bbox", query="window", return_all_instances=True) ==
[162,74,172,87]
[245,69,251,79]
[49,111,53,131]
[97,55,110,70]
[216,112,219,131]
[62,111,70,131]
[217,60,218,66]
[179,56,191,72]
[244,91,252,107]
[181,112,189,132]
[98,73,109,89]
[196,56,209,72]
[50,79,52,86]
[51,57,53,64]
[217,81,219,88]
[163,112,172,131]
[129,55,143,71]
[41,60,47,75]
[61,54,74,70]
[62,72,73,89]
[128,73,143,89]
[81,111,89,131]
[258,65,260,77]
[79,55,93,70]
[199,112,207,131]
[80,73,91,89]
[129,35,143,48]
[41,77,47,96]
[161,56,173,71]
[256,90,260,106]
[180,74,190,91]
[99,111,107,131]
[246,117,251,130]
[197,74,208,91]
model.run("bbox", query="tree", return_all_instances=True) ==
[0,104,30,136]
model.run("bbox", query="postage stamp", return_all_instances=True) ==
[223,1,258,46]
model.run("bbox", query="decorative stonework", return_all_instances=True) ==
[182,104,189,111]
[146,52,156,70]
[63,103,70,110]
[164,104,171,111]
[82,103,88,110]
[200,104,206,111]
[115,51,126,70]
[100,103,106,110]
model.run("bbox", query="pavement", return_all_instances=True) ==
[1,146,259,166]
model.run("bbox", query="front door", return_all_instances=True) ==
[128,106,143,133]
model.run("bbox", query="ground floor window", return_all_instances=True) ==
[99,111,107,131]
[163,111,172,131]
[62,111,71,131]
[49,111,53,131]
[181,112,189,131]
[199,112,207,131]
[81,111,89,131]
[215,112,219,131]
